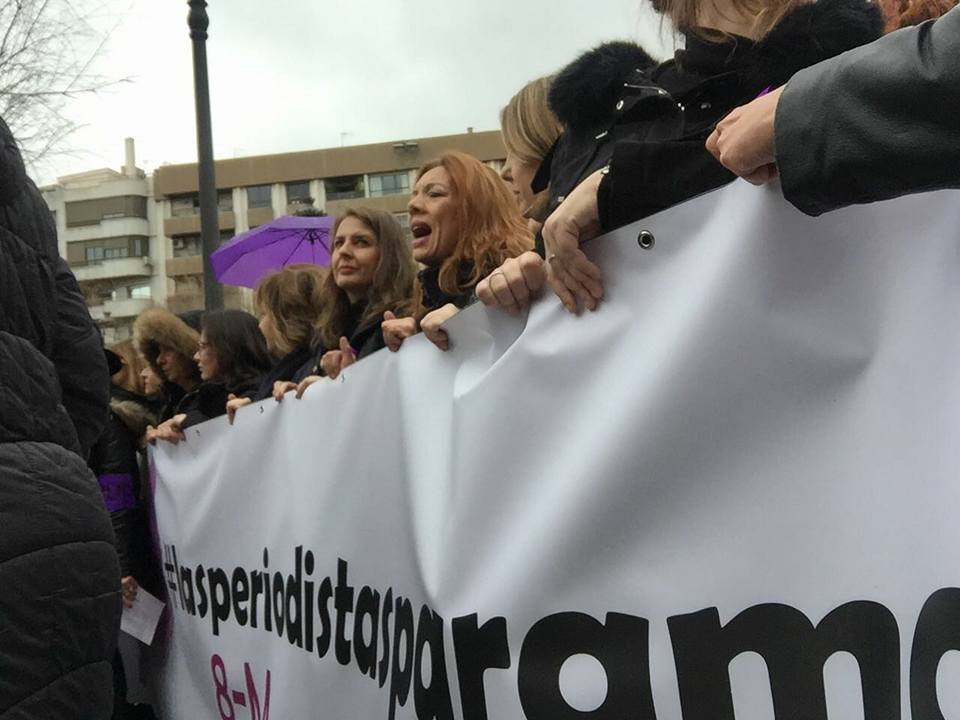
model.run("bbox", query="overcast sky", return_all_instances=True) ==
[35,0,675,185]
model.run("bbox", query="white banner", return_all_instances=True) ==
[152,182,960,720]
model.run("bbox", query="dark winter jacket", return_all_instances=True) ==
[87,388,159,590]
[178,374,264,430]
[538,0,884,235]
[776,6,960,215]
[419,264,476,313]
[343,301,389,360]
[0,120,119,717]
[254,345,317,400]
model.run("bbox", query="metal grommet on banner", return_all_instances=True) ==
[637,230,655,250]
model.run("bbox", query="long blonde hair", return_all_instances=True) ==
[255,264,328,355]
[416,152,533,298]
[110,340,146,395]
[500,76,562,220]
[662,0,810,37]
[315,208,419,350]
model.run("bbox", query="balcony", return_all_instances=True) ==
[165,286,244,314]
[165,292,204,314]
[71,256,154,283]
[88,297,153,321]
[164,211,235,237]
[247,207,274,228]
[63,217,150,242]
[166,255,202,277]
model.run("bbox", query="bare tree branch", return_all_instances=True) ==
[0,0,128,166]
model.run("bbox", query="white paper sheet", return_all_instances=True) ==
[120,586,165,645]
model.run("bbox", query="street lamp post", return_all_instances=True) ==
[187,0,223,311]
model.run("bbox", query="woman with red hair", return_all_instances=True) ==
[383,151,532,351]
[877,0,957,29]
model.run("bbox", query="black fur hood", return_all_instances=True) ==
[550,0,883,134]
[549,41,658,133]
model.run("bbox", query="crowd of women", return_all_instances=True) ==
[80,0,958,715]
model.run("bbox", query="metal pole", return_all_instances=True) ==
[188,0,223,311]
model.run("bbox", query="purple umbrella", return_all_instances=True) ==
[211,214,335,288]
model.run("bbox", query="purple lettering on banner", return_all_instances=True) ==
[98,473,137,512]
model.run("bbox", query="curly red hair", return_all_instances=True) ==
[876,0,957,31]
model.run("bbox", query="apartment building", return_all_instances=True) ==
[153,129,505,313]
[42,129,505,340]
[42,139,163,344]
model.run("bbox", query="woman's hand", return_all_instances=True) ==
[121,576,139,610]
[273,380,298,402]
[226,394,252,425]
[476,252,547,315]
[320,336,356,380]
[382,311,418,352]
[706,86,782,184]
[143,425,157,446]
[295,375,321,399]
[542,168,605,313]
[152,414,187,444]
[420,304,459,351]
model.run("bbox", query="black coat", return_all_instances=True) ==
[419,264,476,313]
[254,345,317,400]
[0,120,119,717]
[178,374,264,429]
[312,301,392,376]
[87,389,159,590]
[776,6,960,215]
[538,0,884,234]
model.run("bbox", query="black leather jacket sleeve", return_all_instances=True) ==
[775,7,960,216]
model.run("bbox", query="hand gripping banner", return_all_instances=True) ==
[151,182,960,720]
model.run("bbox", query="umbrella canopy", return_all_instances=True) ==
[211,214,335,288]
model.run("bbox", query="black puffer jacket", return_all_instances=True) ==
[538,0,884,234]
[0,121,119,717]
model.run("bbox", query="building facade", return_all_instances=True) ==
[42,130,505,342]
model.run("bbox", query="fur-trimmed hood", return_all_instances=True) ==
[133,307,200,380]
[549,41,658,133]
[549,0,883,134]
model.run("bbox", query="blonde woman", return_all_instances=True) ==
[499,76,562,222]
[226,263,327,421]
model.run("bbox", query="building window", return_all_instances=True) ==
[247,185,272,209]
[218,190,234,212]
[171,194,200,217]
[72,236,149,265]
[129,284,152,300]
[369,171,410,198]
[324,175,364,201]
[173,234,202,257]
[66,196,148,226]
[393,212,411,238]
[286,181,311,204]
